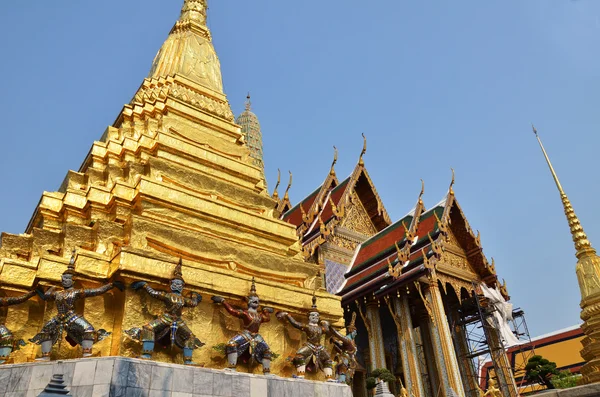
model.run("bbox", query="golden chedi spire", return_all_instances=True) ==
[149,0,223,93]
[533,125,600,384]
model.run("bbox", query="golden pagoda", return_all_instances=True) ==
[0,0,342,376]
[533,126,600,384]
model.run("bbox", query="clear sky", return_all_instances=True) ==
[1,1,599,338]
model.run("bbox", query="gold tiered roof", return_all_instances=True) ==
[236,94,266,185]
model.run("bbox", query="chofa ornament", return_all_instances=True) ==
[124,258,204,365]
[31,250,125,360]
[211,277,274,374]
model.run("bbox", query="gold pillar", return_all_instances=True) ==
[366,300,386,370]
[425,282,466,397]
[394,295,425,397]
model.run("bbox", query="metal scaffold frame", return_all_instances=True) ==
[454,285,536,397]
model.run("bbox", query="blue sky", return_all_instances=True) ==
[1,1,599,338]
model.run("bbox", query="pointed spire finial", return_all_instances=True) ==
[249,277,258,297]
[419,179,425,204]
[272,169,281,200]
[172,258,184,281]
[533,126,592,254]
[64,249,77,275]
[245,92,252,111]
[330,146,338,176]
[359,134,367,166]
[449,168,455,195]
[283,171,293,200]
[180,0,209,27]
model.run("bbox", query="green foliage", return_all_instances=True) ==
[525,355,559,389]
[366,368,395,389]
[550,370,580,389]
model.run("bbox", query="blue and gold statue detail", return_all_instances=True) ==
[0,289,37,363]
[330,312,358,384]
[276,293,335,381]
[31,250,125,360]
[124,258,204,365]
[211,277,274,374]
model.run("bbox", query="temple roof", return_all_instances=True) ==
[236,95,266,184]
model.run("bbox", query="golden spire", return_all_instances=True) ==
[532,125,593,255]
[149,0,224,93]
[533,125,600,385]
[283,171,293,201]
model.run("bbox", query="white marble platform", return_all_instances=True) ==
[0,357,353,397]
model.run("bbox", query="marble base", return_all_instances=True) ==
[0,357,353,397]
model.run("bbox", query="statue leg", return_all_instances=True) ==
[178,323,196,365]
[141,325,156,360]
[320,350,335,382]
[255,337,272,375]
[226,340,239,370]
[32,318,60,361]
[0,325,13,364]
[292,346,312,379]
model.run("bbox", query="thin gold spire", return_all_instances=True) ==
[330,146,338,176]
[358,134,367,167]
[532,125,593,255]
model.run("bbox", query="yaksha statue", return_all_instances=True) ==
[0,289,37,363]
[211,277,273,374]
[276,293,335,381]
[124,258,203,365]
[330,312,358,384]
[31,251,125,360]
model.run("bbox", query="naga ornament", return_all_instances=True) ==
[0,289,37,363]
[124,258,204,365]
[211,277,273,374]
[276,293,335,381]
[31,250,124,360]
[330,312,358,384]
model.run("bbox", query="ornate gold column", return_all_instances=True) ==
[417,314,439,396]
[424,282,466,397]
[393,295,425,397]
[533,127,600,384]
[358,298,386,370]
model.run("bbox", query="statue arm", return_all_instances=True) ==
[37,287,56,301]
[221,301,244,318]
[261,307,273,323]
[143,284,168,301]
[0,290,36,306]
[328,326,346,341]
[285,314,306,331]
[83,282,114,298]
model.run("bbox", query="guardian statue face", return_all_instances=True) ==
[248,296,260,310]
[308,312,320,325]
[61,274,74,289]
[170,279,184,294]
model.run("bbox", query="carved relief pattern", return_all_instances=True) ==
[331,235,358,252]
[340,193,377,237]
[132,78,234,121]
[437,273,475,300]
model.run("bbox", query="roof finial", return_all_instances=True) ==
[533,125,592,254]
[330,146,338,176]
[245,92,251,111]
[283,171,293,201]
[359,133,367,167]
[449,168,455,195]
[419,179,425,205]
[272,169,281,200]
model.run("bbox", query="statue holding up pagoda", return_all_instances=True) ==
[0,289,37,363]
[276,293,335,381]
[31,251,124,360]
[211,277,274,374]
[330,312,358,384]
[124,258,204,365]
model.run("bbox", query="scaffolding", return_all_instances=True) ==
[455,286,535,397]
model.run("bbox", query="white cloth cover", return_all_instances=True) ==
[480,284,521,347]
